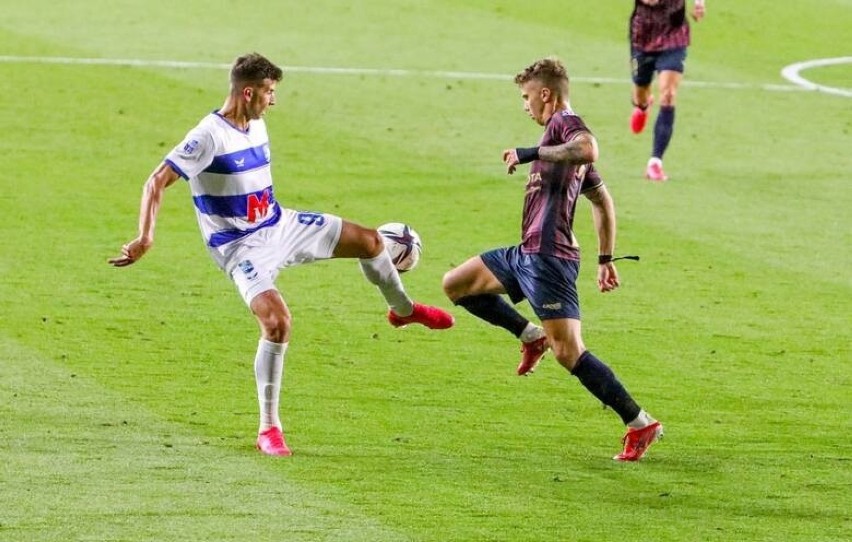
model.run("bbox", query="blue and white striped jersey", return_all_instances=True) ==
[165,111,281,252]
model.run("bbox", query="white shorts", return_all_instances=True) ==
[208,208,343,306]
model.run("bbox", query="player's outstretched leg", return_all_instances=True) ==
[388,303,454,329]
[356,233,454,330]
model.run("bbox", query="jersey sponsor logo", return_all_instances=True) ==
[193,186,275,218]
[525,172,543,194]
[246,189,271,223]
[234,157,246,168]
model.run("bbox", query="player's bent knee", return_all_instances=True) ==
[551,344,585,371]
[354,230,383,259]
[441,269,465,302]
[334,223,384,259]
[441,271,455,299]
[659,89,677,106]
[259,312,291,343]
[363,229,385,258]
[250,292,292,342]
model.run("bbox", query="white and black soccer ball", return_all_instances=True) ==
[378,222,422,272]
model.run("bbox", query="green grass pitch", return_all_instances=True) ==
[1,1,850,540]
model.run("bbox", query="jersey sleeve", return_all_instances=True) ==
[551,113,591,145]
[580,164,604,192]
[550,113,603,191]
[164,125,216,180]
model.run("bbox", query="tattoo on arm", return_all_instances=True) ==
[537,133,598,165]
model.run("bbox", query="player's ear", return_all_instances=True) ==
[242,86,254,102]
[540,86,552,103]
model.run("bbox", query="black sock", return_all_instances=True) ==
[652,105,675,159]
[455,294,529,338]
[571,351,641,424]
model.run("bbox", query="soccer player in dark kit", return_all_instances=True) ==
[442,57,663,461]
[629,0,706,181]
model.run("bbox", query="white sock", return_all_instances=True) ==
[519,323,545,343]
[359,250,414,316]
[627,410,656,429]
[254,338,287,432]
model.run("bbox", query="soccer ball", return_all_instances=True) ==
[378,222,422,272]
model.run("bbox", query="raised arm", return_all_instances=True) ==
[503,132,600,174]
[108,162,181,267]
[584,183,620,293]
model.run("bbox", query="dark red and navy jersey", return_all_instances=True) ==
[630,0,691,52]
[520,109,603,261]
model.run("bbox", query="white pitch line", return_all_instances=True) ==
[780,57,852,98]
[0,55,233,70]
[0,54,845,96]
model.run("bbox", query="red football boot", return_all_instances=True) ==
[388,303,454,330]
[517,336,549,376]
[645,158,669,182]
[613,421,663,462]
[630,96,653,134]
[256,427,292,457]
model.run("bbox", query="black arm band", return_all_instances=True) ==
[598,254,613,265]
[515,147,540,164]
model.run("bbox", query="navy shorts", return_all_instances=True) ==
[480,246,581,321]
[631,47,687,86]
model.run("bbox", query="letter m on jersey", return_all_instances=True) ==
[246,189,270,223]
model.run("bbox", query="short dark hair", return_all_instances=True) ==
[230,53,283,86]
[514,57,569,98]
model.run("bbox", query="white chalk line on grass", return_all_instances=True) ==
[780,57,852,98]
[0,54,849,96]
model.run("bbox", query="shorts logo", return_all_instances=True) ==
[238,259,258,280]
[182,139,200,155]
[542,302,562,310]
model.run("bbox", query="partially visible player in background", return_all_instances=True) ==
[442,57,662,461]
[109,52,453,457]
[629,0,706,181]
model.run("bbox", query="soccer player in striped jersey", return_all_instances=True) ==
[109,53,453,457]
[629,0,706,181]
[443,57,662,461]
